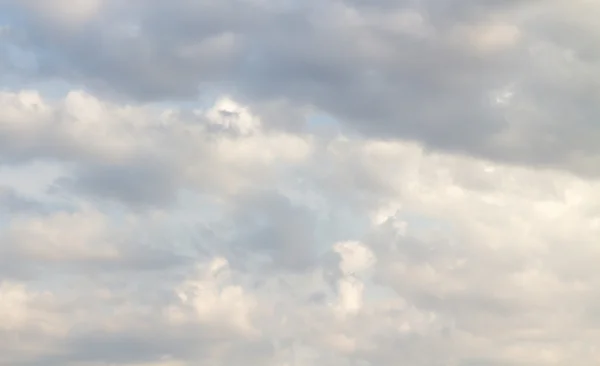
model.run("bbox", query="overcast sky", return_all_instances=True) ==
[1,1,600,365]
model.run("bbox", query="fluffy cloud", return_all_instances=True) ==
[1,1,600,365]
[0,90,312,205]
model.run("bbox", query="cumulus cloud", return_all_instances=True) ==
[1,1,600,365]
[0,89,313,206]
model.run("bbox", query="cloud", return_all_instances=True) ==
[2,1,600,365]
[0,186,39,213]
[4,97,600,364]
[4,0,600,174]
[0,90,313,207]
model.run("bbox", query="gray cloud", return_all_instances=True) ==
[3,0,600,174]
[55,159,180,208]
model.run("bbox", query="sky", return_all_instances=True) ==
[1,0,600,365]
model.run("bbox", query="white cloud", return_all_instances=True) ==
[334,277,364,317]
[5,90,600,365]
[334,241,376,275]
[0,90,313,204]
[171,257,259,337]
[5,209,119,262]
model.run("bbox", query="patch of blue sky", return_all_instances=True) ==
[6,43,37,71]
[0,6,38,67]
[305,111,341,135]
[0,5,22,26]
[0,41,79,98]
[306,112,339,128]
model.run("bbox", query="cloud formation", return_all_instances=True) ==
[1,1,600,365]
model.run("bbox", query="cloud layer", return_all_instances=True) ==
[1,1,600,365]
